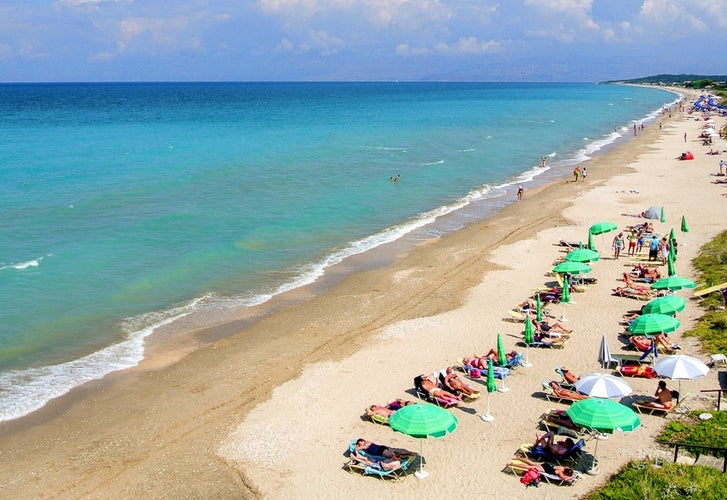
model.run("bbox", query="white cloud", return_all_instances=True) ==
[435,37,501,54]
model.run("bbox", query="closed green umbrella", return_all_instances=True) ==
[535,293,543,322]
[628,313,680,335]
[681,215,689,233]
[589,221,618,235]
[651,276,696,290]
[667,253,676,277]
[660,207,666,223]
[496,332,507,367]
[588,231,596,251]
[389,403,458,479]
[496,333,510,392]
[553,261,592,274]
[561,275,571,303]
[482,358,498,422]
[565,246,600,263]
[523,314,534,368]
[641,296,686,316]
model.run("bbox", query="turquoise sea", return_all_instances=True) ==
[0,82,677,421]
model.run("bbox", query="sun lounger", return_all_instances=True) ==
[613,287,655,301]
[344,454,415,480]
[632,401,676,417]
[523,337,568,349]
[344,439,416,480]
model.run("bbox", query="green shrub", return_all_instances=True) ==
[585,460,727,499]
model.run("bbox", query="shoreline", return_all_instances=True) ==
[1,87,724,498]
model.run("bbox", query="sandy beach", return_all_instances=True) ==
[1,87,725,499]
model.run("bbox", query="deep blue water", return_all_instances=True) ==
[0,82,677,420]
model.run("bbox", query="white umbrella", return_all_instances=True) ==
[653,355,709,397]
[575,373,633,399]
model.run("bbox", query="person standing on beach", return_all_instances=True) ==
[517,186,524,200]
[684,132,687,142]
[612,232,624,259]
[581,167,587,180]
[648,237,659,261]
[573,166,581,182]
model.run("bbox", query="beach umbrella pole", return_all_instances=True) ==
[481,393,495,422]
[522,344,532,368]
[415,439,428,479]
[499,373,509,393]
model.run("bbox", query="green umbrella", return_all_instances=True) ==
[588,231,596,251]
[496,332,507,367]
[389,403,458,479]
[681,215,689,233]
[524,314,535,344]
[522,314,534,368]
[667,253,676,277]
[553,261,592,274]
[660,206,666,223]
[566,398,640,434]
[641,295,686,315]
[481,358,498,422]
[566,398,640,473]
[668,228,675,242]
[565,246,600,263]
[589,221,618,235]
[651,275,696,290]
[535,293,543,322]
[560,275,571,303]
[628,313,681,335]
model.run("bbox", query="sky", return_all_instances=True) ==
[1,0,726,83]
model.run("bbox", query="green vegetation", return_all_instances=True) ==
[659,410,727,457]
[685,230,727,354]
[584,460,727,499]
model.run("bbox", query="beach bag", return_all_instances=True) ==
[520,467,540,487]
[468,368,482,379]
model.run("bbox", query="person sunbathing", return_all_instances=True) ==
[613,286,655,298]
[417,374,462,405]
[532,317,572,335]
[508,457,576,481]
[364,404,394,420]
[637,380,675,409]
[630,264,661,281]
[532,333,566,347]
[559,366,579,384]
[549,380,588,401]
[622,274,652,291]
[351,450,403,471]
[443,367,480,397]
[482,348,519,363]
[385,399,414,410]
[354,439,413,458]
[652,333,680,352]
[534,431,576,456]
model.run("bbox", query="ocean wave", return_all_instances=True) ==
[0,254,50,271]
[0,297,205,422]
